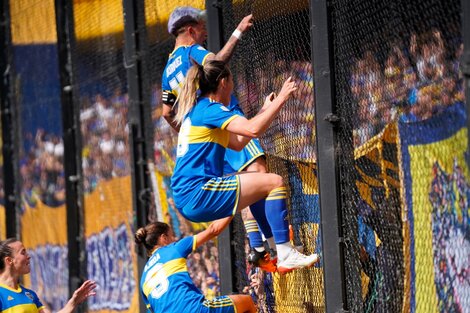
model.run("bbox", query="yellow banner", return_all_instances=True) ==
[21,200,68,310]
[10,0,58,44]
[84,176,139,313]
[408,128,468,313]
[0,205,5,240]
[10,0,205,44]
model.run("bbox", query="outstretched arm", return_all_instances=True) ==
[40,280,97,313]
[209,14,253,63]
[195,216,233,248]
[226,77,297,150]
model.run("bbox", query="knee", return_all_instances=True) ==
[246,157,267,173]
[269,174,284,190]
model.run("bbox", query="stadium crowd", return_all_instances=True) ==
[352,28,465,147]
[4,26,464,306]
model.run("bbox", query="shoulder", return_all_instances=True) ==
[20,285,39,297]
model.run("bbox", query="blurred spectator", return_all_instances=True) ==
[351,27,465,147]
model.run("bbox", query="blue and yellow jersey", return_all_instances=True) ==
[227,94,243,116]
[140,236,203,313]
[161,44,213,103]
[0,284,44,313]
[170,97,238,209]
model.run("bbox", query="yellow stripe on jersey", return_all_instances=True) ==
[202,178,238,191]
[202,186,238,191]
[233,176,240,216]
[204,181,238,187]
[249,141,262,155]
[142,258,187,296]
[187,125,230,147]
[221,115,238,130]
[1,303,40,313]
[0,284,22,292]
[246,141,258,156]
[201,52,215,65]
[192,235,197,251]
[169,45,191,56]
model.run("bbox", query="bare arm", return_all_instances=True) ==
[225,78,297,150]
[208,14,253,63]
[162,103,181,132]
[40,280,97,313]
[195,216,233,248]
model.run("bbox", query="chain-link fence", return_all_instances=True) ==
[144,0,226,301]
[330,0,468,312]
[1,0,469,312]
[9,0,69,310]
[218,1,323,312]
[72,1,138,311]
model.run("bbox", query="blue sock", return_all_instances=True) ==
[265,187,289,244]
[244,219,264,249]
[249,199,273,238]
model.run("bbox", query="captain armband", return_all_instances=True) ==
[162,91,177,105]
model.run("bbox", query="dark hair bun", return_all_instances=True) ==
[134,228,147,244]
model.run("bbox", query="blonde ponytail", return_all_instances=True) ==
[175,65,201,125]
[174,60,231,125]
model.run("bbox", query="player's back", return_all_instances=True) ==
[140,236,206,313]
[162,44,212,98]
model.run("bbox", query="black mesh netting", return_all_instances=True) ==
[220,1,324,312]
[330,0,468,312]
[72,1,137,310]
[145,0,225,302]
[9,0,69,310]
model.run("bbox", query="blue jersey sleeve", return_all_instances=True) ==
[141,289,152,313]
[228,94,245,116]
[204,102,239,130]
[28,288,44,309]
[188,44,213,66]
[174,236,195,258]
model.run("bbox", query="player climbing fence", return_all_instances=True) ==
[0,0,468,313]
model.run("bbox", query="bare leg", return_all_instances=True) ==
[236,172,319,273]
[236,172,283,211]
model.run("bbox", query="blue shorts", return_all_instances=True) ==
[178,176,240,223]
[202,296,235,313]
[224,138,265,174]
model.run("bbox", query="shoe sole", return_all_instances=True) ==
[277,255,320,275]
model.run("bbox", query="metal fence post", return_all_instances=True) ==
[205,0,237,295]
[122,0,152,311]
[54,0,87,308]
[0,0,20,240]
[309,0,348,312]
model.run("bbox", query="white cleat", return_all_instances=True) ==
[277,249,319,274]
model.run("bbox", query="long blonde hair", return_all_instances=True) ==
[175,59,231,125]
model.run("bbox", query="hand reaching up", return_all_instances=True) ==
[57,280,97,313]
[261,77,297,112]
[237,14,254,33]
[277,76,297,104]
[69,280,97,307]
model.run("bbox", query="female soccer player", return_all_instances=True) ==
[0,238,96,313]
[135,217,256,313]
[162,6,277,272]
[171,60,318,273]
